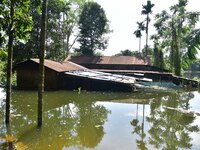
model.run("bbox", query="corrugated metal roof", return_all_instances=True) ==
[66,56,150,65]
[31,59,86,72]
[92,69,172,75]
[65,70,137,84]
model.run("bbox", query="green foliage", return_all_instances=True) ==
[0,48,8,61]
[95,51,104,56]
[141,0,154,56]
[115,49,135,56]
[46,0,89,60]
[0,0,33,90]
[153,42,164,69]
[45,0,68,60]
[191,59,200,71]
[13,0,66,62]
[77,1,110,56]
[62,0,87,56]
[134,22,145,38]
[153,0,200,75]
[13,0,85,62]
[0,1,7,46]
[193,77,200,82]
[134,21,145,52]
[70,49,104,56]
[141,46,153,57]
[1,0,33,44]
[0,60,6,87]
[134,30,142,38]
[183,29,200,69]
[0,50,16,87]
[1,0,38,64]
[114,49,145,59]
[141,0,154,16]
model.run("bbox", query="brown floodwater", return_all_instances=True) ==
[0,88,199,150]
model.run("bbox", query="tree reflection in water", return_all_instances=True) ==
[0,90,199,149]
[0,91,110,149]
[131,91,199,150]
[131,102,148,150]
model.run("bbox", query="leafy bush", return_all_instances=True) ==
[0,60,6,87]
[193,77,200,82]
[0,60,17,88]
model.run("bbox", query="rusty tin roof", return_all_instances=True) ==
[17,59,86,72]
[66,56,150,65]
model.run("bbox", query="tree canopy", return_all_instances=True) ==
[13,0,87,62]
[0,0,34,123]
[76,1,110,56]
[141,0,154,56]
[152,0,200,75]
[134,21,145,52]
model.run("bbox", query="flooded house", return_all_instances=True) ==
[14,59,86,90]
[66,56,172,81]
[14,57,198,91]
[66,56,199,88]
[14,59,142,91]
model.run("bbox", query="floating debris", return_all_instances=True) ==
[163,106,200,117]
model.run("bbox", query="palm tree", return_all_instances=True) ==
[141,0,154,56]
[38,0,47,127]
[134,21,145,52]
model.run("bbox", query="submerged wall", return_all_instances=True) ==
[16,63,59,90]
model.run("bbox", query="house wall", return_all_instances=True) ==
[16,65,59,90]
[17,69,38,90]
[60,74,134,92]
[44,69,59,90]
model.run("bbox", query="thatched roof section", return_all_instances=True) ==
[66,56,150,65]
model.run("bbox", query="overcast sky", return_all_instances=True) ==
[93,0,200,56]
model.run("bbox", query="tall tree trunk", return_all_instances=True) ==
[66,34,70,57]
[174,38,181,76]
[170,18,175,72]
[142,103,145,142]
[5,0,14,124]
[38,0,47,127]
[62,14,66,60]
[172,27,181,76]
[145,14,149,57]
[176,22,182,76]
[139,37,141,52]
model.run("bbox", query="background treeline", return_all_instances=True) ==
[0,0,110,63]
[1,0,200,77]
[131,0,200,76]
[0,0,111,88]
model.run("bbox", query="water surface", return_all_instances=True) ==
[0,89,199,150]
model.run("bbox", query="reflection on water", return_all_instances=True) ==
[0,89,199,150]
[131,92,199,150]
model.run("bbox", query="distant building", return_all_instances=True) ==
[66,56,171,81]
